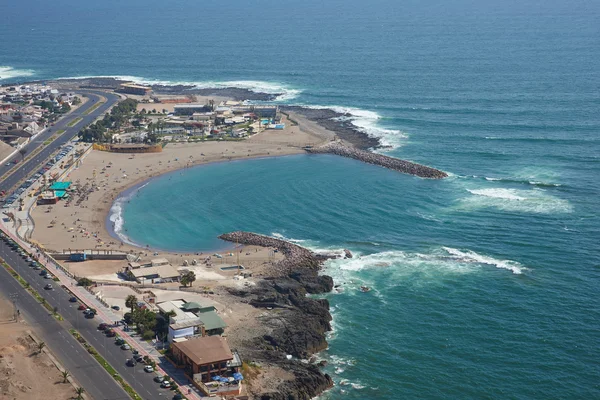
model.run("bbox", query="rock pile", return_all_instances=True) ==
[307,142,448,179]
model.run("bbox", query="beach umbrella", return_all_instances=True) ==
[211,376,221,381]
[233,372,244,381]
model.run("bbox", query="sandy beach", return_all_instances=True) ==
[30,109,336,279]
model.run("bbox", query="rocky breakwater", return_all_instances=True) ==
[307,142,448,179]
[219,231,334,400]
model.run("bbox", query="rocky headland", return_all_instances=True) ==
[219,231,334,400]
[307,142,448,179]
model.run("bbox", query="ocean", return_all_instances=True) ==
[2,0,600,398]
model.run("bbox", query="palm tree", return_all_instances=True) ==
[61,370,70,383]
[18,148,26,161]
[37,341,46,354]
[180,271,196,287]
[125,295,138,314]
[75,387,85,399]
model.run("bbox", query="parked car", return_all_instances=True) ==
[121,344,131,350]
[126,359,136,367]
[98,323,108,331]
[160,381,171,389]
[44,274,52,279]
[84,313,95,319]
[144,365,154,373]
[39,270,47,276]
[115,338,125,345]
[153,373,163,383]
[69,297,77,302]
[173,394,183,400]
[134,354,144,362]
[44,284,53,290]
[106,329,116,337]
[111,305,120,311]
[77,304,86,310]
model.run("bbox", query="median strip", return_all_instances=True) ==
[67,118,82,127]
[1,260,63,320]
[83,102,103,115]
[69,329,142,400]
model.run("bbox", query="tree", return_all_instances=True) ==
[75,387,85,400]
[77,277,92,287]
[180,271,196,287]
[61,370,70,383]
[37,341,46,354]
[18,148,26,161]
[125,295,138,314]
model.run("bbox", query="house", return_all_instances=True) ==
[170,336,242,396]
[127,264,180,283]
[158,300,227,342]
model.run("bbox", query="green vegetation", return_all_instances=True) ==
[0,262,63,320]
[180,271,196,287]
[82,102,103,116]
[69,329,141,400]
[56,129,65,134]
[77,277,93,286]
[79,99,137,142]
[67,117,82,127]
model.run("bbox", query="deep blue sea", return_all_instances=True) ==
[2,0,600,398]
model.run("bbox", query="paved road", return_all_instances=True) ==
[0,240,175,400]
[0,90,119,194]
[0,242,130,400]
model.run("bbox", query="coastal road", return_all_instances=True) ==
[0,90,120,193]
[0,240,173,400]
[0,246,130,399]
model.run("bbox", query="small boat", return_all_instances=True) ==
[360,286,371,293]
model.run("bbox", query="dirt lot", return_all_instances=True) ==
[0,294,76,400]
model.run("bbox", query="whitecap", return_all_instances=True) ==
[441,247,523,274]
[463,188,572,213]
[301,104,408,150]
[0,66,35,80]
[109,182,149,246]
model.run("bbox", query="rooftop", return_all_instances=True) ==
[130,264,180,279]
[172,336,233,366]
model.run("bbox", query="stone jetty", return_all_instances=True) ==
[306,142,448,179]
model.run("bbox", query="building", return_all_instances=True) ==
[127,264,180,283]
[170,336,242,396]
[158,300,227,342]
[118,83,152,96]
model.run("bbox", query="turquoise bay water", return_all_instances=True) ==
[3,0,600,398]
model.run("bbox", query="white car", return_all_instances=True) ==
[160,381,171,388]
[144,365,154,373]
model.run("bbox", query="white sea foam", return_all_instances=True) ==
[463,187,572,213]
[57,74,301,101]
[441,247,524,274]
[467,188,526,201]
[109,182,149,246]
[302,104,408,150]
[0,66,35,80]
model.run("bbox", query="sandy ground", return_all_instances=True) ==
[31,111,330,258]
[0,294,76,400]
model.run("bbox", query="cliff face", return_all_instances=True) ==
[219,232,334,399]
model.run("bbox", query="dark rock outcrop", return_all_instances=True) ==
[219,231,335,399]
[307,142,448,179]
[281,105,380,150]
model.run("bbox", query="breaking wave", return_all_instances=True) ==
[302,104,408,150]
[57,74,301,101]
[108,182,150,246]
[0,66,35,80]
[463,188,572,213]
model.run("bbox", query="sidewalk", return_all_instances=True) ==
[0,223,207,400]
